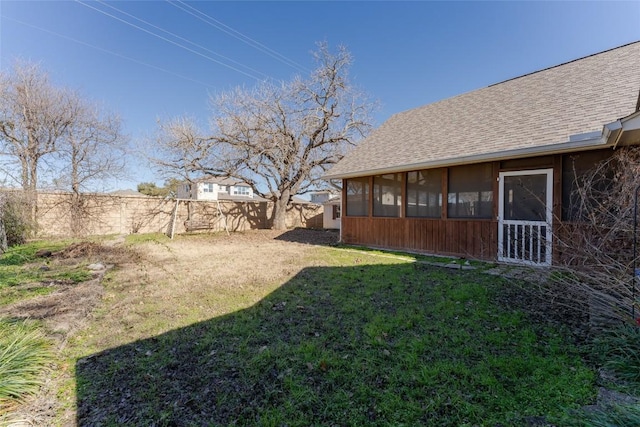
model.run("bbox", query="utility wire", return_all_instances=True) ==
[1,15,218,89]
[168,0,310,74]
[75,0,265,81]
[94,0,271,81]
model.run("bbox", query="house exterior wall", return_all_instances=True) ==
[323,200,341,229]
[195,182,219,200]
[178,182,255,201]
[340,149,614,262]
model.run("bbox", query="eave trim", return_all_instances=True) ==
[323,134,611,180]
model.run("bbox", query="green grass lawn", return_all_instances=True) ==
[71,243,595,426]
[0,240,90,305]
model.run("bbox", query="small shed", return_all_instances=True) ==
[322,197,341,230]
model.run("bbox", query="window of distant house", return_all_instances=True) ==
[233,186,250,196]
[373,173,402,217]
[406,169,442,218]
[447,164,493,218]
[332,204,341,220]
[203,183,214,193]
[345,177,369,216]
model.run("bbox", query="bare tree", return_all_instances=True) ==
[550,147,640,328]
[0,60,76,224]
[149,116,213,185]
[153,43,374,230]
[54,101,126,235]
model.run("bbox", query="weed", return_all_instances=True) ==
[0,319,52,404]
[591,325,640,387]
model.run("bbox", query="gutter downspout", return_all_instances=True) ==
[605,120,624,149]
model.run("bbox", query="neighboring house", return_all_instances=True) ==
[324,41,640,266]
[322,196,341,230]
[309,191,339,204]
[177,178,257,201]
[290,195,312,204]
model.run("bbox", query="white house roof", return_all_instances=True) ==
[325,41,640,179]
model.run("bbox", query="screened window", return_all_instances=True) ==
[406,169,442,217]
[373,173,402,217]
[503,174,548,221]
[447,164,493,218]
[346,177,369,216]
[203,183,214,193]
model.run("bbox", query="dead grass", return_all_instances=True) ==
[1,230,339,425]
[84,231,335,352]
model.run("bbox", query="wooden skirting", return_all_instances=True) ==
[342,217,498,261]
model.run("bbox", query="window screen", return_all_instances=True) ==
[503,174,547,221]
[406,169,442,218]
[373,173,402,217]
[447,164,493,218]
[345,177,369,216]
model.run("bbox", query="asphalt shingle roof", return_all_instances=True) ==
[326,42,640,179]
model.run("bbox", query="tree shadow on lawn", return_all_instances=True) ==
[76,263,594,426]
[272,228,339,246]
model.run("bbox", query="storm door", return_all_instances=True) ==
[498,169,553,266]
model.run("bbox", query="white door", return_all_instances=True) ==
[498,169,553,266]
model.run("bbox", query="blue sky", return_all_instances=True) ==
[1,1,639,190]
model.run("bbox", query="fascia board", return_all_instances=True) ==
[621,111,640,131]
[323,135,610,180]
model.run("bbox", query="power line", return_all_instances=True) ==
[168,0,310,74]
[1,15,218,89]
[94,0,271,81]
[74,0,266,81]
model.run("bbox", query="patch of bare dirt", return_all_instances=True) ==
[1,242,136,340]
[0,278,104,341]
[0,241,139,427]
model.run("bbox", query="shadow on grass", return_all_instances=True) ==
[76,263,594,426]
[272,228,339,246]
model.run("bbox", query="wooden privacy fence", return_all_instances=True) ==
[34,192,323,237]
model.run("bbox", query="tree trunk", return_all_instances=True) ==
[0,197,7,254]
[70,193,84,237]
[271,196,289,230]
[0,219,7,254]
[28,160,38,231]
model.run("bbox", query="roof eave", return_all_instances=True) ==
[324,132,614,180]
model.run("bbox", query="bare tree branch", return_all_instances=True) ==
[151,43,374,229]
